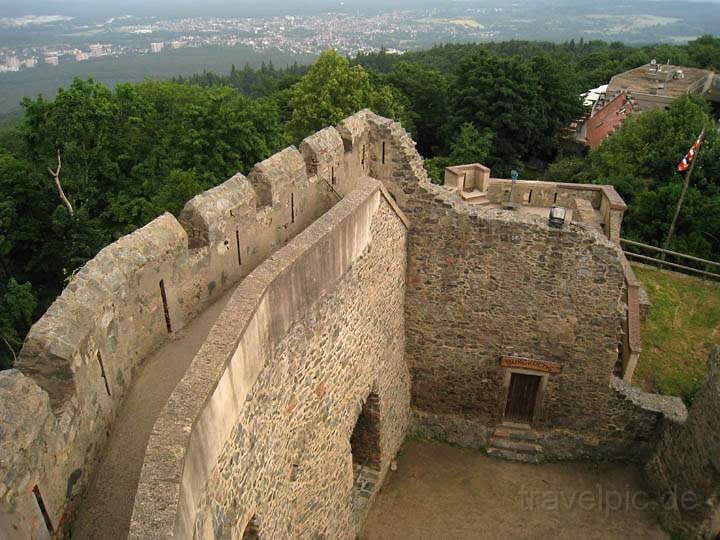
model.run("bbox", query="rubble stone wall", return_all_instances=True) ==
[128,177,410,539]
[1,109,708,540]
[0,131,340,538]
[644,347,720,539]
[363,112,683,462]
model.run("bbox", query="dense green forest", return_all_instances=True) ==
[2,37,720,369]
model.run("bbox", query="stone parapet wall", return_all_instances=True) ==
[618,253,643,381]
[0,131,343,537]
[129,177,409,539]
[644,347,720,539]
[485,178,626,244]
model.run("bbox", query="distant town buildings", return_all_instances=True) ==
[0,11,499,76]
[89,43,112,57]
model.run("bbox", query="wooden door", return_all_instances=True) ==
[504,373,541,424]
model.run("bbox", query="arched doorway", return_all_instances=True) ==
[349,391,381,519]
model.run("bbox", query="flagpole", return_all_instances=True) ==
[661,127,706,262]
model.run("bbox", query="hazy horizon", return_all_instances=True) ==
[3,0,720,19]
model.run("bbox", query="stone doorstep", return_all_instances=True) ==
[486,447,543,464]
[493,426,540,442]
[487,425,545,464]
[488,436,543,455]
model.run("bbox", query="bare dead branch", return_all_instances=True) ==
[1,335,18,364]
[48,149,74,217]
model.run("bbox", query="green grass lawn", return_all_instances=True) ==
[633,264,720,404]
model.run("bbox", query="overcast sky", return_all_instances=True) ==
[1,0,718,19]
[0,0,442,18]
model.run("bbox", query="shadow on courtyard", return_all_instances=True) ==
[361,440,668,540]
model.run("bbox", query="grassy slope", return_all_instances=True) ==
[633,264,720,403]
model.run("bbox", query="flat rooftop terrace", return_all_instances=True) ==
[607,64,711,98]
[443,164,621,239]
[361,441,667,540]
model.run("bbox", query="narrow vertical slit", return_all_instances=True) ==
[382,142,386,164]
[159,280,172,333]
[331,166,335,186]
[33,486,54,534]
[235,230,242,266]
[528,189,533,204]
[291,192,295,224]
[553,192,558,204]
[242,514,260,540]
[361,144,365,168]
[97,352,111,396]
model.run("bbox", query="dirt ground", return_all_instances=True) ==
[361,440,668,540]
[71,287,236,540]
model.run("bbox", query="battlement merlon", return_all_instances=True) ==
[248,146,308,207]
[180,174,258,249]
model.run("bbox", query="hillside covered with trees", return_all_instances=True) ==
[1,36,720,369]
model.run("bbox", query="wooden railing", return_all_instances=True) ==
[620,238,720,280]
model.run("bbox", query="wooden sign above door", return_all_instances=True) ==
[500,355,563,374]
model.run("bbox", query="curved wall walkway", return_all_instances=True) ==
[71,287,236,539]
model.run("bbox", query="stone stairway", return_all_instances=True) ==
[486,426,544,464]
[460,189,491,205]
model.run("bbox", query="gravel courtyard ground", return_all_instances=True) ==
[361,440,668,540]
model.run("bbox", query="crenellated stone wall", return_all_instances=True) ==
[129,178,409,539]
[0,131,339,538]
[1,109,712,540]
[644,347,720,539]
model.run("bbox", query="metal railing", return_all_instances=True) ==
[620,238,720,280]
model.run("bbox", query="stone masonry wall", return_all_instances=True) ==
[1,108,705,540]
[644,347,720,539]
[362,111,680,461]
[128,177,410,539]
[193,195,409,539]
[0,130,342,538]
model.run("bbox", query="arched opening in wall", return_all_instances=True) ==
[349,391,381,517]
[241,514,260,540]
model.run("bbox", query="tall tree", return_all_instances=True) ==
[286,50,408,143]
[385,61,450,156]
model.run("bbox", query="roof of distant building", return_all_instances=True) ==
[607,63,713,99]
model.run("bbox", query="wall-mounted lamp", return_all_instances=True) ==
[548,206,566,228]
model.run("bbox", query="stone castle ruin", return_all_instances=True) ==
[0,111,718,539]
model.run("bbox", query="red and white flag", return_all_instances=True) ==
[677,136,703,173]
